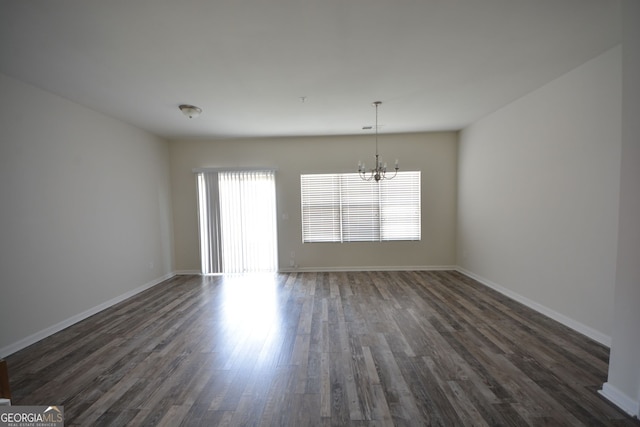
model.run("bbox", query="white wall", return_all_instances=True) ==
[457,46,622,345]
[170,132,458,272]
[601,0,640,417]
[0,73,174,356]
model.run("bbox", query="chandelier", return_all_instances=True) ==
[358,101,398,181]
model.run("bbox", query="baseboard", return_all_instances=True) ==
[599,383,640,418]
[456,267,612,347]
[173,269,202,275]
[0,272,175,358]
[278,265,457,273]
[177,267,457,274]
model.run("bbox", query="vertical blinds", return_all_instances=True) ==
[218,170,277,273]
[197,172,222,274]
[196,170,277,274]
[301,171,421,243]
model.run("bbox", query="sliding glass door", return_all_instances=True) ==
[196,169,277,274]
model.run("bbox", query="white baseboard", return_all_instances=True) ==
[178,266,457,274]
[456,267,612,347]
[278,265,457,273]
[599,383,640,418]
[0,272,175,358]
[173,269,202,275]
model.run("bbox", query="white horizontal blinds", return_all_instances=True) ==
[196,172,222,274]
[341,173,380,242]
[301,174,342,242]
[218,170,277,273]
[300,171,421,243]
[380,171,421,241]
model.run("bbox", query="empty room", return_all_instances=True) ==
[0,0,639,425]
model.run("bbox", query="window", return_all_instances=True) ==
[301,171,420,243]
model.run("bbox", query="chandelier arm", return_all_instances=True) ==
[384,168,399,180]
[359,170,375,181]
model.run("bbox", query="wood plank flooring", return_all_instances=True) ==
[5,271,639,426]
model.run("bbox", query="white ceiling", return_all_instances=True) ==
[0,0,621,140]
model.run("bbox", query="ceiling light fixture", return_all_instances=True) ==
[358,101,398,182]
[179,104,202,119]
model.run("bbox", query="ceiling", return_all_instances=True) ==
[0,0,621,140]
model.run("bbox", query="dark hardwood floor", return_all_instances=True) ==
[5,271,639,426]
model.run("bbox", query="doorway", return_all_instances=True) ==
[196,169,278,274]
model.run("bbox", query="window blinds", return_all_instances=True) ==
[196,170,277,274]
[301,171,420,243]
